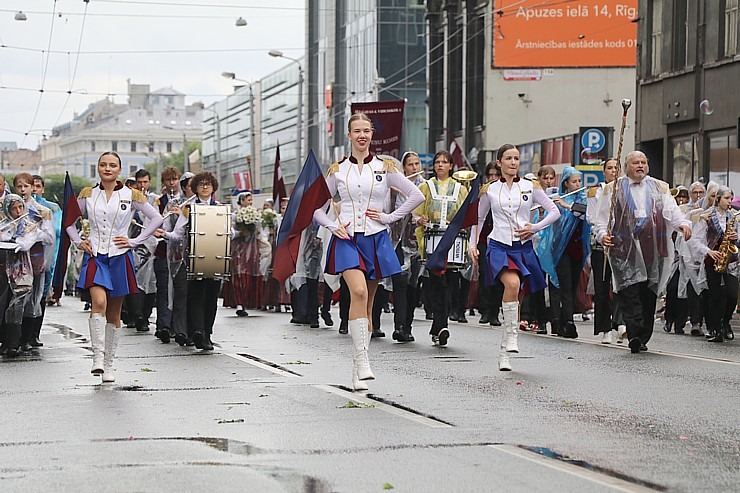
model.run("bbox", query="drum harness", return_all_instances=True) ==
[426,178,461,229]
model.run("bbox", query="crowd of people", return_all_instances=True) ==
[0,113,736,391]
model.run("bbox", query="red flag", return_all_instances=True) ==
[449,138,464,170]
[272,143,287,206]
[52,173,82,299]
[233,171,252,191]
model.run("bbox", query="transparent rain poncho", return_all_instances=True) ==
[290,221,323,292]
[0,195,46,321]
[601,178,675,295]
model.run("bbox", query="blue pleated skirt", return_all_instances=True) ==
[77,251,139,298]
[484,239,547,294]
[326,230,400,280]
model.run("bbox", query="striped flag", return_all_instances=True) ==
[272,143,287,207]
[273,149,331,283]
[51,173,82,299]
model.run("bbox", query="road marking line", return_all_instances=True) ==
[314,384,453,429]
[489,444,661,492]
[224,353,301,378]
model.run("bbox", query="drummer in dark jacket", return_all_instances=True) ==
[164,171,222,351]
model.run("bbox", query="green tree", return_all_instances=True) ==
[38,174,94,205]
[146,141,202,188]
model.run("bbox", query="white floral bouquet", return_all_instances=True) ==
[235,205,261,231]
[261,208,277,229]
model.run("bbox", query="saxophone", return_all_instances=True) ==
[713,210,740,273]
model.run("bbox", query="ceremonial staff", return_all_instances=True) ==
[604,98,632,280]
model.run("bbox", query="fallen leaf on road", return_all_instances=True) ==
[216,418,245,424]
[383,483,394,490]
[338,401,375,409]
[140,368,154,372]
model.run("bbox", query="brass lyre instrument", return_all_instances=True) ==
[604,98,632,280]
[452,169,478,190]
[713,209,740,273]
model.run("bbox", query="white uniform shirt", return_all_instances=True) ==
[585,183,605,226]
[67,183,163,257]
[313,154,424,236]
[688,208,740,259]
[476,178,560,246]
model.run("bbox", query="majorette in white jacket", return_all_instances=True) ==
[313,154,424,236]
[67,182,163,257]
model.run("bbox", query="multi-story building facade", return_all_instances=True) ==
[428,0,637,178]
[307,0,427,167]
[41,82,202,180]
[636,0,740,188]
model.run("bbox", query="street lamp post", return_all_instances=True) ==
[222,72,256,189]
[268,50,303,167]
[202,106,222,200]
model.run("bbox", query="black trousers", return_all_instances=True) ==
[549,254,582,330]
[687,283,703,326]
[429,273,451,335]
[187,279,220,336]
[451,275,469,315]
[339,277,350,326]
[154,257,172,330]
[372,284,389,331]
[292,279,319,324]
[391,271,420,332]
[420,276,434,317]
[704,266,739,333]
[171,265,188,337]
[591,249,614,334]
[321,282,333,314]
[616,281,657,345]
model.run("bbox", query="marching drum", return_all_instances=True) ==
[424,227,468,268]
[188,203,232,280]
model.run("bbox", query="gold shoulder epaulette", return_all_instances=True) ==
[604,180,616,193]
[327,161,340,176]
[383,159,400,173]
[587,186,599,198]
[479,182,491,194]
[699,212,710,222]
[131,189,147,203]
[182,205,191,219]
[78,187,93,199]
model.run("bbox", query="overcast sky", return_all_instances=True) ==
[0,0,305,149]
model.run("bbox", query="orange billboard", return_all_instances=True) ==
[493,0,638,68]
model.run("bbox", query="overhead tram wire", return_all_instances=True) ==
[51,1,90,130]
[14,0,59,161]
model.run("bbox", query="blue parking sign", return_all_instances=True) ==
[581,129,606,153]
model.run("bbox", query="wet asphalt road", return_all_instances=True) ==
[0,297,738,492]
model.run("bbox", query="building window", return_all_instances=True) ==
[90,141,96,152]
[650,0,664,75]
[670,135,699,187]
[148,142,155,153]
[708,130,740,190]
[89,164,96,177]
[166,141,172,153]
[129,164,137,176]
[724,0,738,57]
[671,0,688,70]
[130,141,137,152]
[111,140,118,152]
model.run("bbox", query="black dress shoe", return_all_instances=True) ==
[156,330,170,344]
[339,322,348,334]
[310,321,320,329]
[628,337,642,353]
[371,329,385,338]
[29,337,43,347]
[174,333,187,346]
[236,309,248,317]
[536,326,548,335]
[438,328,450,346]
[479,314,490,325]
[449,312,459,322]
[406,332,415,342]
[457,313,468,324]
[193,331,205,350]
[707,331,724,342]
[321,310,334,327]
[562,322,579,339]
[490,316,502,327]
[392,329,408,342]
[639,344,648,351]
[201,336,214,351]
[5,347,19,358]
[21,343,33,352]
[136,319,150,332]
[186,338,195,347]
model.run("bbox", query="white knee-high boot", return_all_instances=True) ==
[88,314,105,375]
[102,323,120,383]
[502,301,519,353]
[349,318,375,381]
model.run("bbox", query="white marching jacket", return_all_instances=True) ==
[313,154,424,237]
[67,183,163,257]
